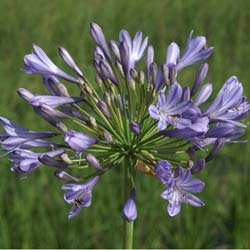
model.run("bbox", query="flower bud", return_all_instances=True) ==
[86,153,103,171]
[138,70,145,85]
[162,64,170,86]
[206,139,224,162]
[130,121,141,135]
[130,68,138,79]
[122,188,137,221]
[98,100,111,118]
[89,117,97,128]
[191,63,209,97]
[54,170,80,182]
[109,40,120,60]
[191,159,205,174]
[39,155,69,168]
[17,88,34,101]
[103,92,111,107]
[103,131,113,143]
[58,47,84,78]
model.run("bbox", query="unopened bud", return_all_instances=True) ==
[130,68,138,79]
[60,153,73,164]
[58,47,84,78]
[191,63,209,97]
[39,155,69,168]
[56,122,68,133]
[103,92,111,106]
[103,131,113,143]
[130,121,141,135]
[95,74,103,85]
[128,78,136,91]
[206,139,224,162]
[109,40,120,60]
[17,88,34,101]
[169,65,177,84]
[86,153,103,171]
[191,159,205,174]
[54,170,80,182]
[98,100,111,118]
[89,117,97,128]
[138,71,145,85]
[162,64,170,85]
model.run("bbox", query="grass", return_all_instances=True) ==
[0,0,250,248]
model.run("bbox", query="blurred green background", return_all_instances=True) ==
[0,0,250,248]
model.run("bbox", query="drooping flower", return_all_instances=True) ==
[62,175,100,219]
[0,116,58,153]
[156,160,205,216]
[10,148,64,174]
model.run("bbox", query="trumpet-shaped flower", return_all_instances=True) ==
[62,176,100,219]
[149,84,192,131]
[156,160,204,216]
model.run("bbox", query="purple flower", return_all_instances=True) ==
[119,30,148,76]
[58,47,84,78]
[149,83,192,131]
[176,31,214,71]
[90,23,111,61]
[122,188,137,221]
[23,45,79,83]
[0,116,58,152]
[10,149,64,174]
[62,175,100,219]
[156,160,204,216]
[64,130,97,152]
[17,88,82,108]
[204,76,250,127]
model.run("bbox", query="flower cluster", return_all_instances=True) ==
[0,23,249,220]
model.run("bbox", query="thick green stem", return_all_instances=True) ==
[123,220,134,249]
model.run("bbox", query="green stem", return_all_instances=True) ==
[123,221,134,249]
[122,158,135,249]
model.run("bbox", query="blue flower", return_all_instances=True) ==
[119,30,148,76]
[62,176,100,219]
[204,76,250,127]
[24,45,79,83]
[176,31,214,71]
[10,149,64,174]
[149,83,192,131]
[156,160,205,216]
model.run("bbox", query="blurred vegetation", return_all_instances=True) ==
[0,0,250,248]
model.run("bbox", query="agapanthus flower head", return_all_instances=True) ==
[0,22,248,223]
